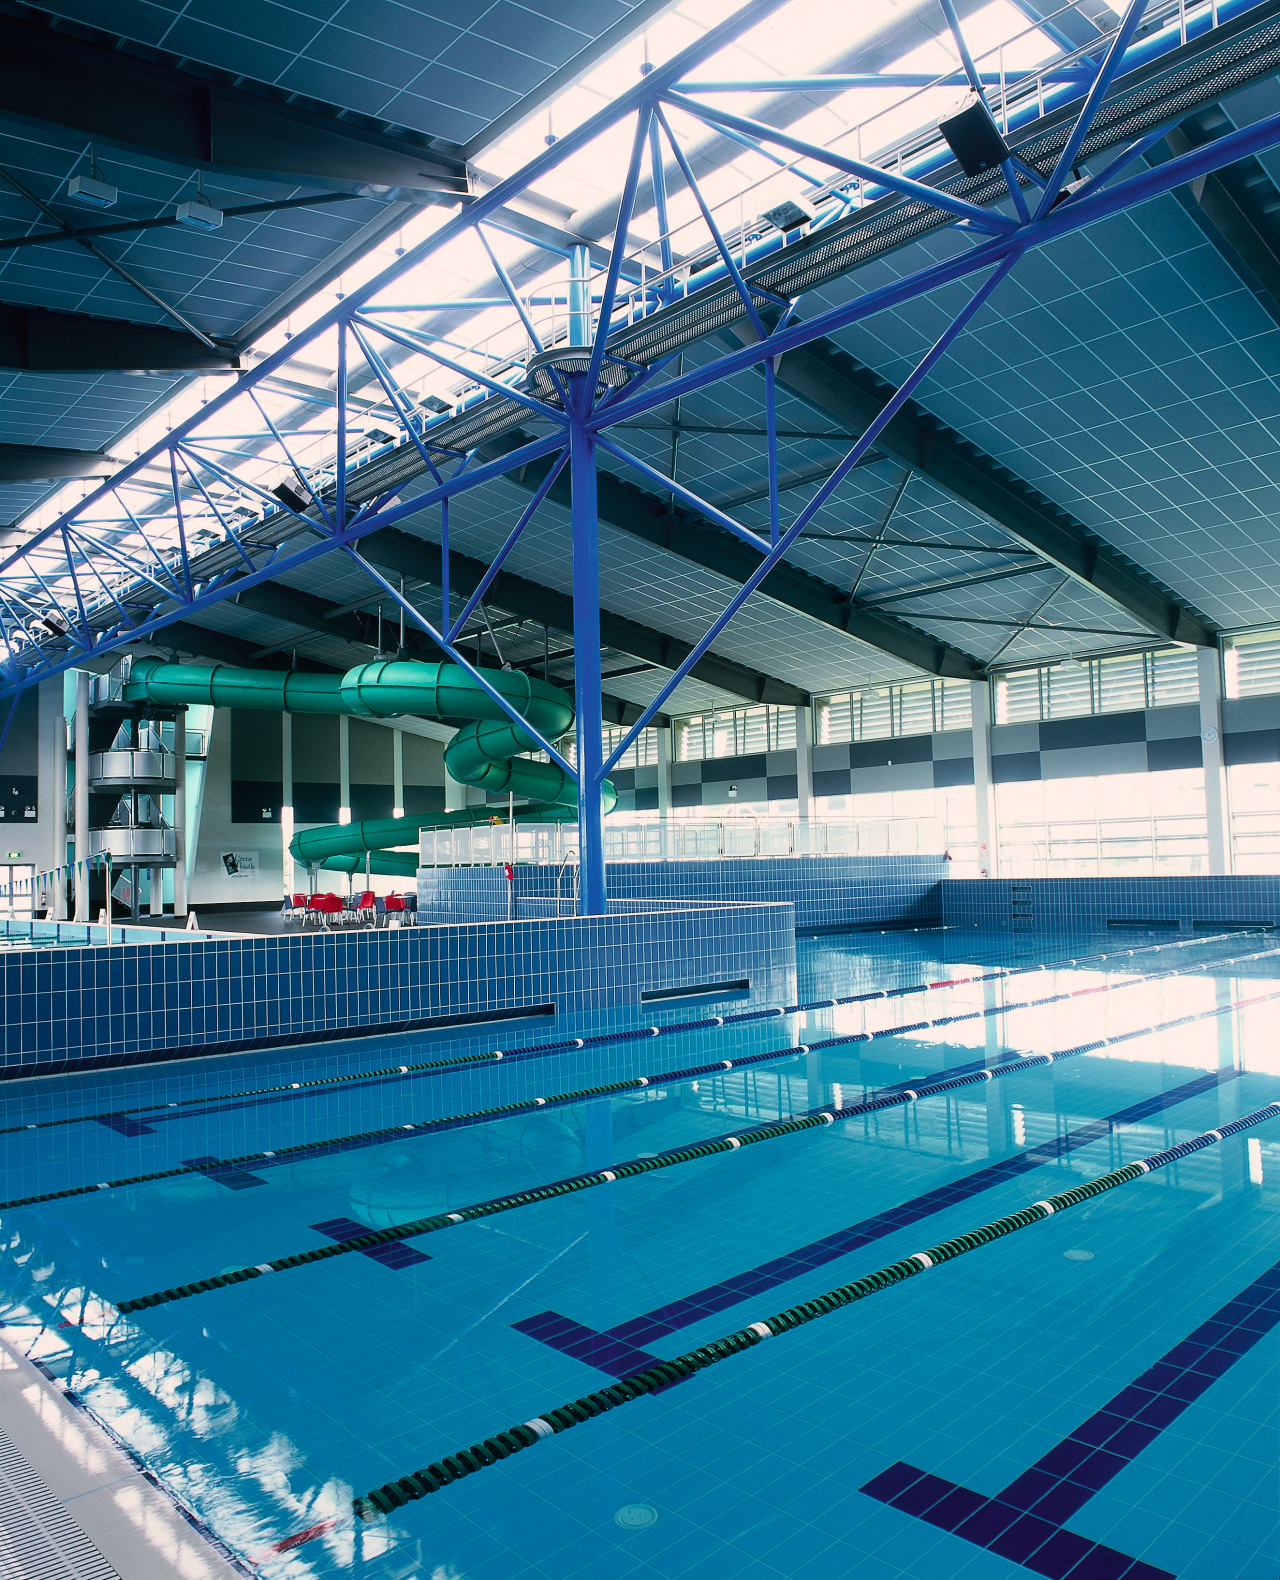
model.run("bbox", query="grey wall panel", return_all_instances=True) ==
[401,733,444,785]
[990,722,1040,755]
[813,768,852,797]
[671,761,701,785]
[931,728,975,760]
[671,782,702,807]
[349,718,392,783]
[1143,704,1201,741]
[230,709,282,778]
[1146,737,1203,771]
[812,743,851,772]
[849,735,932,769]
[702,777,768,806]
[1223,695,1280,732]
[766,748,798,775]
[701,754,767,782]
[1040,743,1149,779]
[933,757,975,787]
[848,761,934,794]
[633,765,659,789]
[992,751,1042,783]
[1039,711,1146,751]
[292,715,339,780]
[1224,729,1280,764]
[767,773,799,800]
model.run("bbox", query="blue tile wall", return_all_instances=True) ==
[942,875,1280,932]
[418,854,949,931]
[0,904,795,1081]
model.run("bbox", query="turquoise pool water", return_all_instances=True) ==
[1,927,1277,1580]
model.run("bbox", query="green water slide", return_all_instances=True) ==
[124,656,616,878]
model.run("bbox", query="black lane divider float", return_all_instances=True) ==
[351,1097,1280,1521]
[111,983,1280,1315]
[8,940,1278,1216]
[0,929,1258,1141]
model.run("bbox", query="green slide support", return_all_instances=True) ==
[124,656,616,877]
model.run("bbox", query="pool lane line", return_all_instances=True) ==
[349,1097,1280,1522]
[0,928,1258,1141]
[513,1065,1248,1377]
[11,938,1277,1215]
[110,985,1280,1316]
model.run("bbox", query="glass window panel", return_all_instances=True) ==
[1149,647,1198,707]
[1225,631,1280,699]
[818,694,852,744]
[995,668,1041,723]
[937,681,973,732]
[859,690,892,740]
[1097,653,1145,712]
[1044,660,1091,719]
[898,682,935,737]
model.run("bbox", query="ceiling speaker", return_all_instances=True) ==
[939,95,1010,178]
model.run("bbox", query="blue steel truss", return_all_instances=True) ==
[3,0,1280,911]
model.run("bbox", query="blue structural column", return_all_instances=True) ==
[569,373,606,914]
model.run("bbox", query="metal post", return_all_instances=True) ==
[53,693,67,919]
[971,678,997,878]
[150,864,163,915]
[1198,646,1230,874]
[74,670,89,921]
[569,373,606,915]
[281,710,294,895]
[569,244,591,348]
[338,715,351,824]
[392,727,404,818]
[173,709,187,918]
[656,721,672,829]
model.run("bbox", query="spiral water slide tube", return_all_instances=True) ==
[125,656,616,877]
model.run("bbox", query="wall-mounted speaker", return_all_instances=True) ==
[939,95,1010,178]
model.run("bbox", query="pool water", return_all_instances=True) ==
[1,927,1277,1580]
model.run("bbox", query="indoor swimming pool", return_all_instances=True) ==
[1,927,1276,1580]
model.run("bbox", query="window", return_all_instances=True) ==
[1224,629,1280,699]
[815,678,971,743]
[994,646,1199,723]
[675,705,796,761]
[525,725,661,770]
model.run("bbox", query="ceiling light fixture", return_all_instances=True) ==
[175,171,223,232]
[66,146,117,209]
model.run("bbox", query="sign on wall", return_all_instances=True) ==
[220,850,259,879]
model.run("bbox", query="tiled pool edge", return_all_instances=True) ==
[1,903,795,1080]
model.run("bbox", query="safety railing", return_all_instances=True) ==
[998,813,1211,876]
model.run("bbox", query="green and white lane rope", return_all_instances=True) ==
[1,928,1254,1139]
[6,939,1279,1215]
[352,1097,1280,1521]
[111,984,1280,1315]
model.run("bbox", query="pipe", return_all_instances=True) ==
[124,657,616,875]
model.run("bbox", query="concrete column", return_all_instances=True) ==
[656,723,672,820]
[53,696,67,919]
[173,710,187,918]
[392,728,404,818]
[445,764,466,812]
[281,711,294,894]
[794,705,812,823]
[73,670,89,921]
[970,678,997,878]
[1198,646,1230,874]
[149,866,163,915]
[338,715,351,824]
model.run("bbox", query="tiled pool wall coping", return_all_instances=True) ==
[1,901,796,1080]
[942,875,1280,932]
[419,853,950,931]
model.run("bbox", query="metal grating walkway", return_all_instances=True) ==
[0,1425,121,1580]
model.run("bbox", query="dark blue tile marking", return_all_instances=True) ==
[513,1312,665,1377]
[512,1070,1238,1374]
[309,1216,429,1269]
[97,1116,155,1136]
[180,1155,267,1191]
[861,1255,1280,1579]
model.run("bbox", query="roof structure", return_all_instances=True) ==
[2,0,1280,759]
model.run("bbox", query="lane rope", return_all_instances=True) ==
[111,984,1280,1314]
[0,929,1257,1139]
[6,940,1278,1214]
[350,1097,1280,1520]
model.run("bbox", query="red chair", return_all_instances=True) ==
[384,892,406,927]
[317,893,345,928]
[305,894,327,927]
[355,890,376,925]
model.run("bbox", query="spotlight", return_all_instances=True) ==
[760,197,814,234]
[420,395,450,414]
[938,94,1010,178]
[67,148,116,208]
[175,172,223,231]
